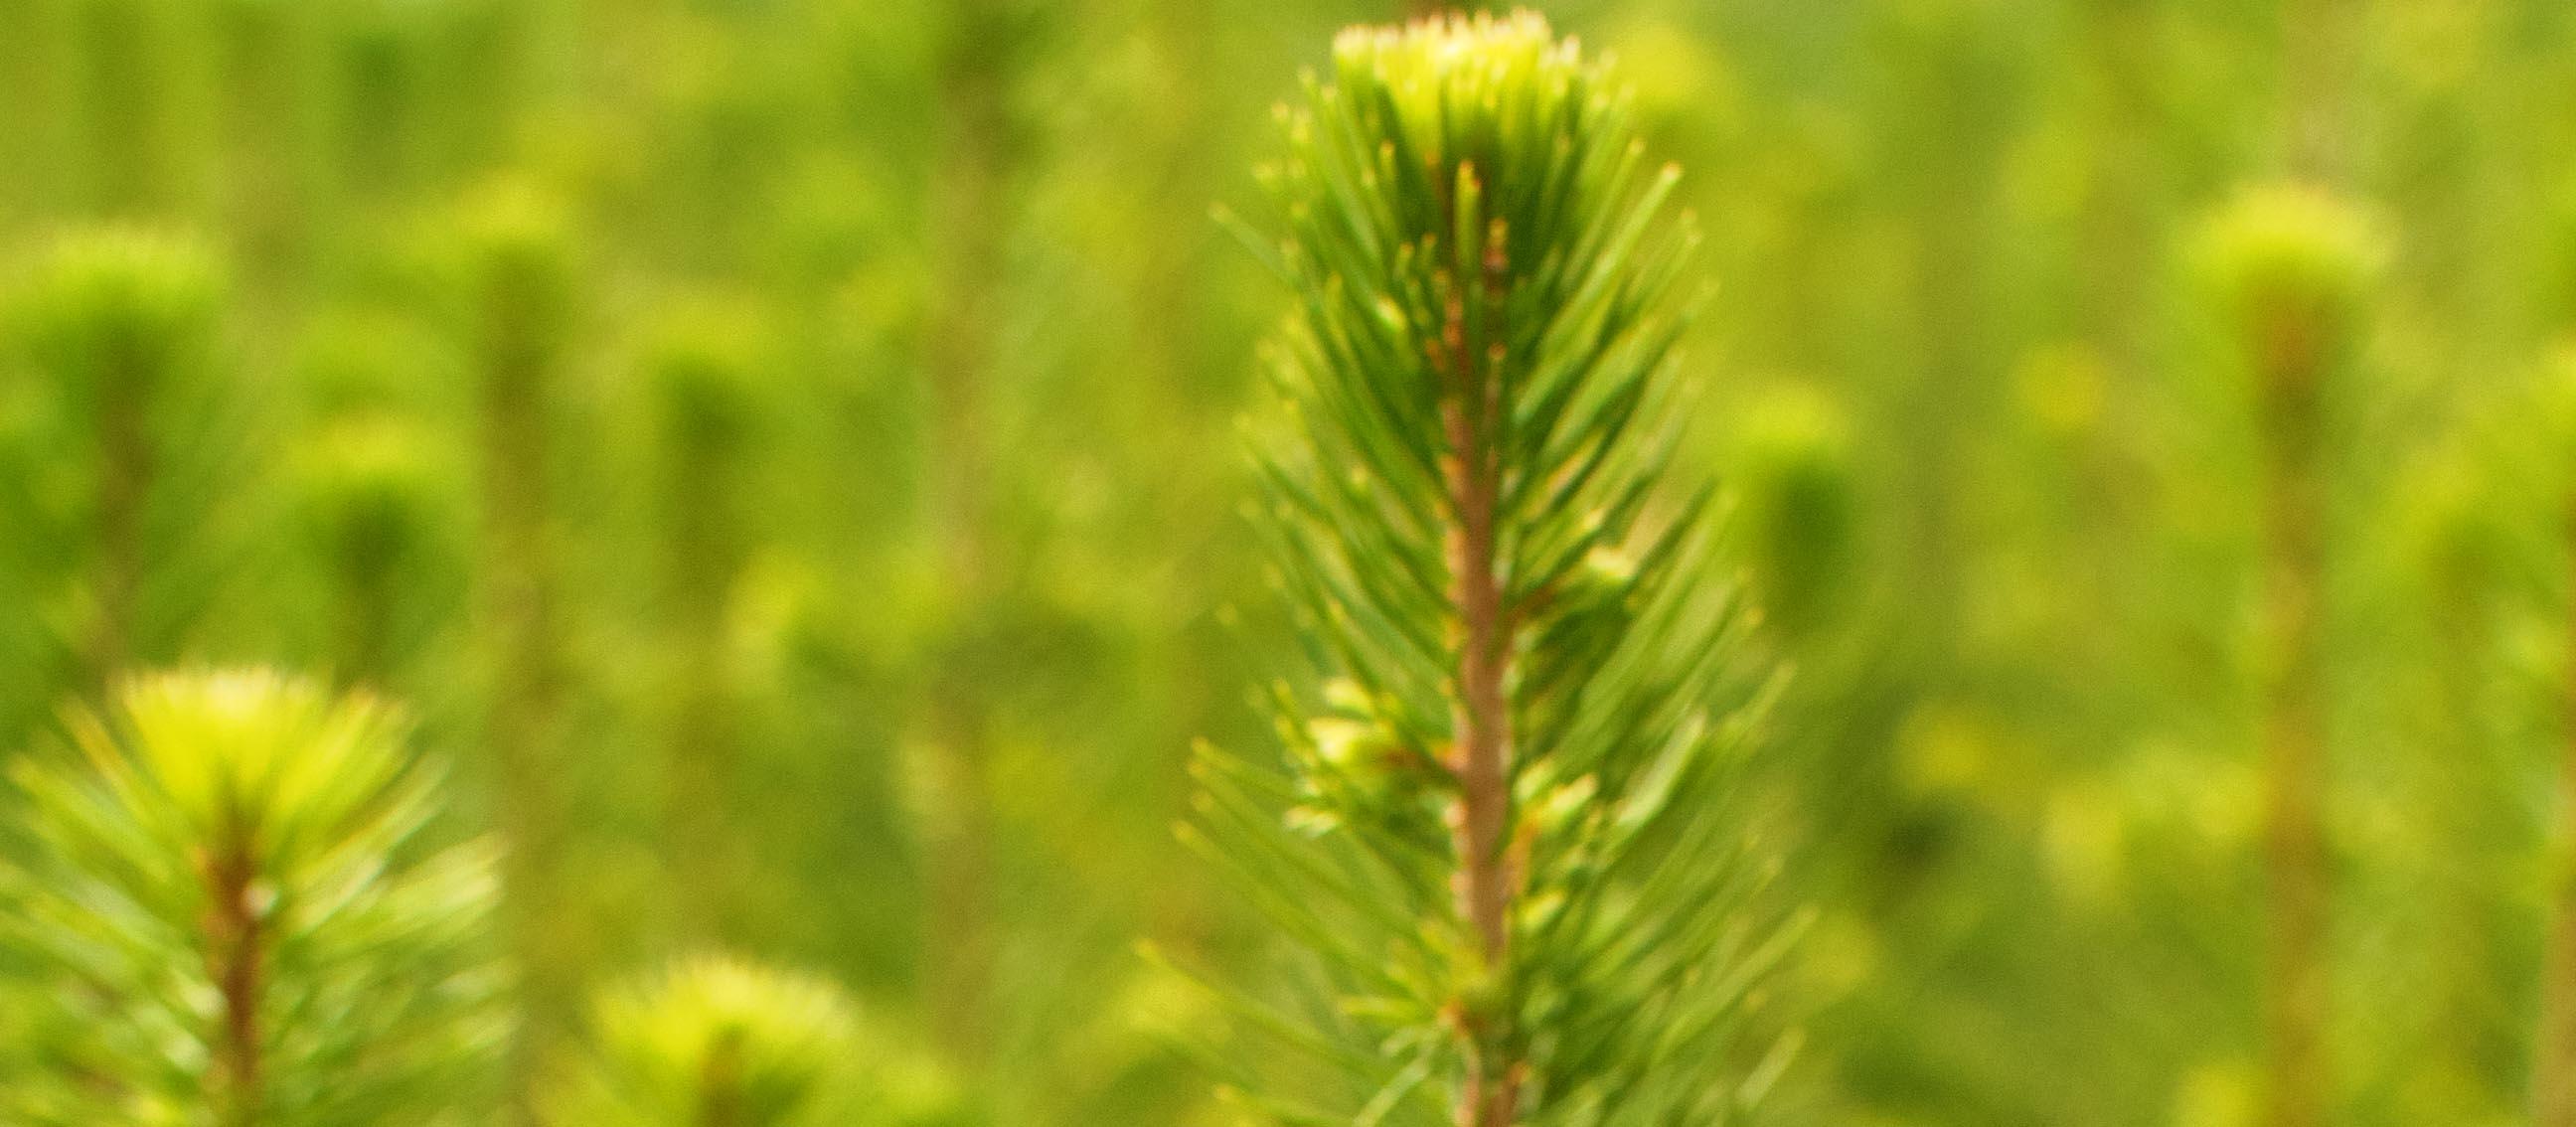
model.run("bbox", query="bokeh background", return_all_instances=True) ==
[3,0,2574,1124]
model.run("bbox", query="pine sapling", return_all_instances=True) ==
[447,178,582,1054]
[2194,185,2376,1127]
[542,956,956,1127]
[642,300,771,942]
[915,0,1034,1066]
[1731,388,1856,645]
[0,669,507,1125]
[1190,13,1801,1125]
[13,231,227,688]
[285,309,465,692]
[291,416,449,687]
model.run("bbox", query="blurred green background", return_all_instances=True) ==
[4,0,2575,1124]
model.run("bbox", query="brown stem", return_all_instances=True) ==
[200,841,263,1125]
[2260,426,2327,1127]
[1443,413,1512,964]
[1439,273,1518,1125]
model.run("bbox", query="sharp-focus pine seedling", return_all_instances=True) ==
[0,669,507,1126]
[2193,185,2377,1127]
[1190,13,1801,1126]
[542,956,957,1127]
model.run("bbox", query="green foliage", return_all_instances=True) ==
[542,955,958,1127]
[1730,388,1856,642]
[447,180,578,369]
[0,669,506,1126]
[1193,12,1799,1125]
[288,416,458,682]
[1,229,243,720]
[2191,186,2382,445]
[16,230,222,418]
[292,419,448,589]
[13,2,2576,1125]
[647,299,772,460]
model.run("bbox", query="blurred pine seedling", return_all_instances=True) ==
[542,955,959,1127]
[0,669,507,1126]
[2193,184,2380,1127]
[2,232,251,734]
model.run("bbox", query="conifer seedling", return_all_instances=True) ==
[13,231,229,685]
[0,669,507,1126]
[542,956,957,1127]
[2193,184,2378,1127]
[291,416,452,686]
[1189,13,1801,1126]
[446,177,582,1045]
[641,299,772,941]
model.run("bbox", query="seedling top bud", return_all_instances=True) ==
[17,231,223,416]
[84,670,421,872]
[295,418,449,579]
[545,956,870,1127]
[0,670,504,1123]
[1735,387,1857,638]
[2193,185,2380,452]
[1267,11,1683,422]
[451,181,578,365]
[645,300,771,457]
[1328,10,1588,179]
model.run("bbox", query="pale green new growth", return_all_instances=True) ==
[0,669,507,1126]
[1195,12,1800,1127]
[542,956,956,1127]
[19,232,223,404]
[2194,186,2380,445]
